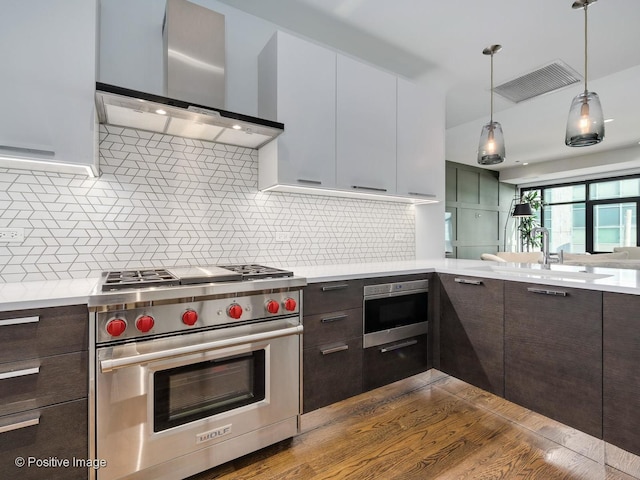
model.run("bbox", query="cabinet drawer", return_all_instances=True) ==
[0,305,88,363]
[303,337,363,412]
[303,280,364,316]
[0,351,88,417]
[303,307,362,349]
[0,399,87,480]
[363,335,428,391]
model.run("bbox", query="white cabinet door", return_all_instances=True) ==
[336,54,397,194]
[0,0,97,173]
[258,31,336,189]
[396,78,445,201]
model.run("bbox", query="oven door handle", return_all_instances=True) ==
[100,325,303,373]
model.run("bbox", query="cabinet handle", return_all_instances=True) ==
[320,314,348,323]
[408,192,436,198]
[321,345,349,355]
[0,145,55,157]
[454,278,483,286]
[527,287,568,297]
[0,366,39,380]
[380,339,418,353]
[0,315,40,327]
[321,284,349,292]
[0,414,40,434]
[297,178,322,185]
[351,185,387,193]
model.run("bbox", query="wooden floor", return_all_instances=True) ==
[189,371,639,480]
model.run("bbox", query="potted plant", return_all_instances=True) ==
[518,190,543,251]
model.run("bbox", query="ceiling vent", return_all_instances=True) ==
[493,61,582,103]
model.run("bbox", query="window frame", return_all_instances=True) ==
[522,173,640,253]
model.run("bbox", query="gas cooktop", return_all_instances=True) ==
[100,264,294,291]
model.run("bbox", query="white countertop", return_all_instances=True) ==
[4,258,640,311]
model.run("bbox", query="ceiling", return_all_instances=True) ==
[217,0,640,184]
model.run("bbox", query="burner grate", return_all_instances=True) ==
[102,269,180,291]
[219,264,293,280]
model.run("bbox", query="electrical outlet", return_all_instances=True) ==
[394,233,406,242]
[0,228,25,242]
[275,231,292,242]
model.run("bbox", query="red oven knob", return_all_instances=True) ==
[227,304,243,319]
[136,315,155,333]
[182,309,198,326]
[284,298,297,311]
[106,318,127,337]
[266,300,280,314]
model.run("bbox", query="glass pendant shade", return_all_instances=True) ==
[477,121,506,165]
[565,91,604,146]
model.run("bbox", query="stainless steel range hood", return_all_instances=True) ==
[95,0,283,149]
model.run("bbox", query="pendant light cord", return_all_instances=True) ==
[490,51,494,124]
[584,1,589,93]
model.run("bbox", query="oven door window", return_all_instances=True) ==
[364,292,428,334]
[154,351,266,432]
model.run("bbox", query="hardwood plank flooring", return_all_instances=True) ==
[188,371,639,480]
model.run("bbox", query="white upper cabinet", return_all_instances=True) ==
[258,31,336,190]
[396,78,445,201]
[335,55,397,194]
[0,0,98,175]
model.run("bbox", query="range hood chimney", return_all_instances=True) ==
[95,0,283,149]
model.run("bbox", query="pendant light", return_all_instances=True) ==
[565,0,604,147]
[478,45,506,165]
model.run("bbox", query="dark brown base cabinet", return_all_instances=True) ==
[0,305,88,480]
[504,283,602,438]
[603,292,640,456]
[438,274,504,396]
[302,280,364,413]
[363,334,428,391]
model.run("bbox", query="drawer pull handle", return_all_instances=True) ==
[408,192,436,198]
[352,185,387,193]
[0,415,40,434]
[527,287,568,297]
[321,284,349,292]
[380,339,418,353]
[321,345,349,355]
[454,278,483,286]
[320,314,348,323]
[0,366,40,380]
[297,178,322,185]
[0,316,40,327]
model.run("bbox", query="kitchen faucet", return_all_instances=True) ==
[532,227,563,267]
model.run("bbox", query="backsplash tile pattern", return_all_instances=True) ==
[0,125,415,283]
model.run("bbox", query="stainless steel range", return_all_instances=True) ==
[88,264,306,480]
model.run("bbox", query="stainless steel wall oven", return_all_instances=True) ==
[363,278,428,348]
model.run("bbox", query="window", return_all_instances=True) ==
[522,175,640,253]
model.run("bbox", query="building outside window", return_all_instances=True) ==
[522,175,640,254]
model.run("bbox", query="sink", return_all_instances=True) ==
[468,265,613,280]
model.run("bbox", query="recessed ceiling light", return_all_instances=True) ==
[523,162,529,165]
[604,118,615,123]
[155,109,167,115]
[232,124,242,130]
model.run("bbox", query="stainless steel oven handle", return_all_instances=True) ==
[380,339,418,353]
[100,324,304,373]
[363,289,428,301]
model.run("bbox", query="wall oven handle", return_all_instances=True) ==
[100,325,303,373]
[321,345,349,355]
[0,414,40,434]
[380,339,418,353]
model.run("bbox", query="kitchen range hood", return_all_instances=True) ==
[95,0,283,149]
[95,82,283,149]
